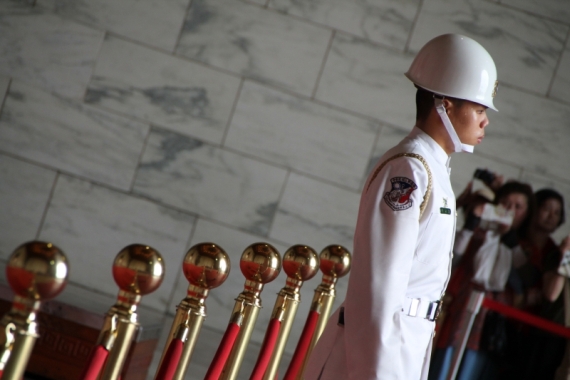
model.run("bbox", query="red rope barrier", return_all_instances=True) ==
[283,310,320,380]
[482,298,570,339]
[204,322,241,380]
[80,345,109,380]
[250,318,282,380]
[155,338,184,380]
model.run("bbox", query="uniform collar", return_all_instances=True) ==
[408,127,451,170]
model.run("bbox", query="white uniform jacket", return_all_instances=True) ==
[305,127,456,380]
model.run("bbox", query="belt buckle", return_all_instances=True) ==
[426,300,443,322]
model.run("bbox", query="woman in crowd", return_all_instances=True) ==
[500,188,567,379]
[429,180,535,380]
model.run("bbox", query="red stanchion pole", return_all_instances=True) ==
[482,298,570,339]
[250,319,282,380]
[80,345,109,380]
[283,310,319,380]
[204,322,241,380]
[155,338,185,380]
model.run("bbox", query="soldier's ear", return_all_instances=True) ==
[442,98,453,114]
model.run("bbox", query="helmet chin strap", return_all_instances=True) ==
[434,97,474,153]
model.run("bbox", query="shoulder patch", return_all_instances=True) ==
[383,176,417,211]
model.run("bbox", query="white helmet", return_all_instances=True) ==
[405,33,498,111]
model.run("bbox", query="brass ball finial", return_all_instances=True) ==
[282,245,319,282]
[182,243,230,290]
[239,243,281,284]
[112,244,164,295]
[319,245,351,279]
[6,241,69,300]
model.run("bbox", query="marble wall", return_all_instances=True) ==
[0,0,569,378]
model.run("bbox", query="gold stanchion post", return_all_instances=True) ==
[262,244,319,380]
[220,243,281,380]
[98,244,165,380]
[0,241,69,380]
[297,245,351,379]
[155,242,230,380]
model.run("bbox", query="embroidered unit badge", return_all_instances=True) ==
[440,197,451,214]
[384,177,417,211]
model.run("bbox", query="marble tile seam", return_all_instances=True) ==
[172,0,199,56]
[311,30,336,100]
[34,171,59,242]
[404,0,425,53]
[220,78,245,148]
[492,1,570,27]
[264,170,291,241]
[128,125,154,193]
[0,78,11,117]
[546,27,570,99]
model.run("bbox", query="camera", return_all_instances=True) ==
[479,203,514,231]
[473,168,495,185]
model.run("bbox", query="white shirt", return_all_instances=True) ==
[305,127,456,380]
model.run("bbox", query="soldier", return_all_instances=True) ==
[304,33,499,380]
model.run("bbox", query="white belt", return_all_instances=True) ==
[403,297,442,322]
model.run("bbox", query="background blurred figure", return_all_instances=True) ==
[429,180,535,380]
[500,189,567,379]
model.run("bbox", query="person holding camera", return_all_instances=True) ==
[510,189,569,380]
[429,180,535,380]
[304,33,499,380]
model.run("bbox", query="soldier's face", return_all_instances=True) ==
[450,100,489,146]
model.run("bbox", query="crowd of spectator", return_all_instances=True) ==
[428,169,570,380]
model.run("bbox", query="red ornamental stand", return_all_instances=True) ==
[80,345,110,380]
[284,245,351,380]
[205,243,282,380]
[0,241,69,380]
[154,243,230,380]
[250,245,319,380]
[80,244,165,380]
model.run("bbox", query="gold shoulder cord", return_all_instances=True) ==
[366,153,432,218]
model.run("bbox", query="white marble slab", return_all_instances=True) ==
[268,0,420,50]
[0,81,149,190]
[270,172,359,252]
[477,86,570,183]
[410,0,567,96]
[0,154,57,260]
[133,128,288,236]
[175,0,331,96]
[500,0,570,24]
[38,174,196,312]
[86,36,241,145]
[226,81,378,190]
[0,12,103,99]
[315,32,416,128]
[46,0,189,52]
[551,44,570,105]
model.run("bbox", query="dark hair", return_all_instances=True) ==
[493,181,536,237]
[534,188,565,226]
[415,87,464,122]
